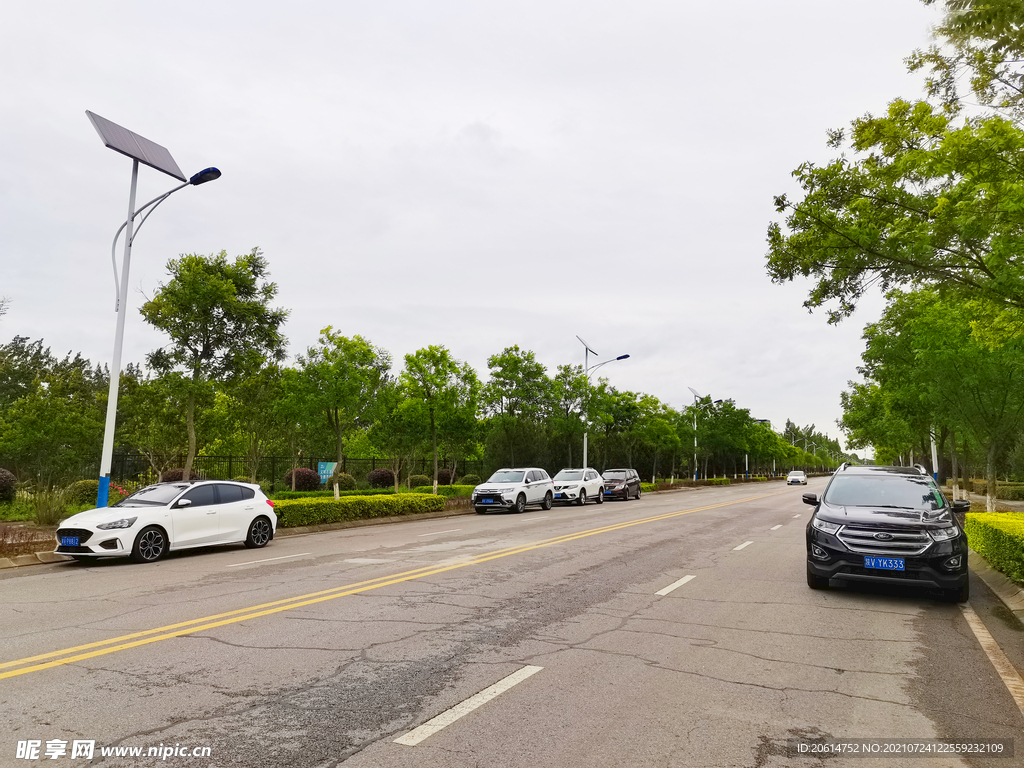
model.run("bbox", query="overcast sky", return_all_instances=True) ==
[1,1,942,453]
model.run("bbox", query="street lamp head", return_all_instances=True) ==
[189,167,221,186]
[615,354,630,361]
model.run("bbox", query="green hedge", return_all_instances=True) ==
[965,512,1024,585]
[410,484,476,498]
[273,493,445,528]
[273,488,396,500]
[966,481,1024,499]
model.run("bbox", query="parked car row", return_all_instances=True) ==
[471,467,642,514]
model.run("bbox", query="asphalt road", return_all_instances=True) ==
[1,480,1021,768]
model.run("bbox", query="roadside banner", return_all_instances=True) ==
[317,462,338,484]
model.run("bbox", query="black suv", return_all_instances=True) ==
[804,464,970,602]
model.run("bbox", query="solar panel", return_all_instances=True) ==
[86,111,186,182]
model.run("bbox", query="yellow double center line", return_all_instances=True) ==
[1,491,786,680]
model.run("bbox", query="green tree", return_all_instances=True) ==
[767,100,1024,322]
[116,370,191,481]
[296,329,391,464]
[401,346,479,492]
[141,248,288,480]
[483,346,550,467]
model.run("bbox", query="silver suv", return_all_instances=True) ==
[472,468,554,514]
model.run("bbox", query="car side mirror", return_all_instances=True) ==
[802,493,818,506]
[952,499,970,512]
[176,498,192,508]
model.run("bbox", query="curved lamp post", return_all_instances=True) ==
[577,336,629,468]
[688,388,722,480]
[87,111,220,507]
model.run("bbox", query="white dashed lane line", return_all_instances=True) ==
[226,553,311,568]
[732,541,754,551]
[656,575,696,596]
[394,666,544,746]
[770,525,782,530]
[792,514,801,518]
[418,529,463,537]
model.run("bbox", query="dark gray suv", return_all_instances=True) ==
[804,464,970,602]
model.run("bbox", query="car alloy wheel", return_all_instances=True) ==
[576,489,587,506]
[596,488,604,504]
[542,492,553,510]
[245,517,272,548]
[514,493,527,513]
[131,526,167,563]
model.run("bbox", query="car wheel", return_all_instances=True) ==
[542,492,553,510]
[514,493,527,513]
[806,566,829,589]
[131,526,167,563]
[576,489,587,506]
[944,581,969,603]
[475,507,487,515]
[244,516,273,548]
[596,488,604,504]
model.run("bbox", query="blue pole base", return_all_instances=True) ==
[97,476,111,508]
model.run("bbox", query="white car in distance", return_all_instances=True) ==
[55,481,277,563]
[472,468,554,514]
[787,471,808,486]
[552,468,605,505]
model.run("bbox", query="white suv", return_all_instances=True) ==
[553,468,604,505]
[472,468,554,514]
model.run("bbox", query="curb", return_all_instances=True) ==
[969,549,1024,622]
[0,551,72,569]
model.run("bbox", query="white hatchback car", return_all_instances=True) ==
[472,468,554,514]
[552,468,605,505]
[787,471,808,486]
[55,481,277,563]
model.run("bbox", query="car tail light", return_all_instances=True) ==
[266,499,275,508]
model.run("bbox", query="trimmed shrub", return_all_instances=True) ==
[460,474,481,486]
[329,470,356,491]
[161,468,185,482]
[408,474,430,488]
[0,469,16,504]
[68,479,100,505]
[284,467,322,492]
[641,483,657,493]
[274,493,445,528]
[437,468,454,485]
[274,488,395,500]
[966,512,1024,584]
[411,484,475,498]
[367,468,396,489]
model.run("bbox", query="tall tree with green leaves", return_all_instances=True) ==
[141,248,288,480]
[401,346,479,492]
[483,346,550,466]
[296,329,391,464]
[115,370,191,481]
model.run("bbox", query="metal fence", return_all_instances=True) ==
[109,454,486,491]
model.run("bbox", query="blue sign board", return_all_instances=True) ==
[318,462,338,484]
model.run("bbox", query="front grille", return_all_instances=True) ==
[56,528,93,544]
[842,564,924,580]
[837,525,931,556]
[56,545,93,554]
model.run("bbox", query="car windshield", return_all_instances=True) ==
[603,471,626,479]
[487,471,525,484]
[555,471,584,481]
[789,472,804,477]
[822,475,944,510]
[112,483,189,507]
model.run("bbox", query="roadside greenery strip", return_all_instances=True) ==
[965,513,1024,586]
[273,488,396,500]
[410,485,476,498]
[273,493,445,528]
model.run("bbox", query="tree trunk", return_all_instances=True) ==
[986,441,997,512]
[950,429,960,501]
[431,408,438,495]
[183,388,197,482]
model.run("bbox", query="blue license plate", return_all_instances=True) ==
[864,556,904,571]
[60,536,79,547]
[481,498,494,504]
[555,494,563,499]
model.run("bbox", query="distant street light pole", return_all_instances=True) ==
[688,388,722,481]
[87,111,221,507]
[577,336,629,468]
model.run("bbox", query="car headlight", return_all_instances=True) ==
[811,517,841,534]
[96,517,138,530]
[928,526,960,541]
[564,484,578,489]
